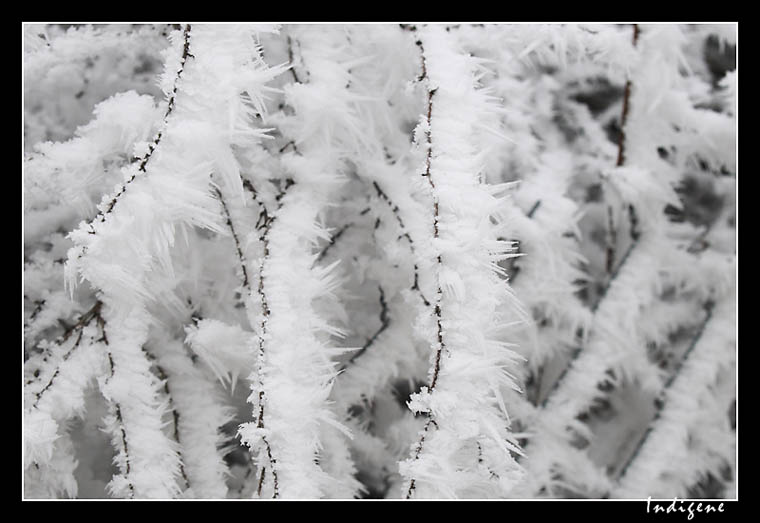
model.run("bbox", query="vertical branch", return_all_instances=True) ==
[97,311,136,499]
[605,206,617,275]
[213,185,249,288]
[213,178,288,498]
[254,204,279,498]
[605,24,640,275]
[403,34,444,501]
[286,35,302,84]
[419,84,444,392]
[401,26,524,499]
[142,346,190,491]
[615,24,640,169]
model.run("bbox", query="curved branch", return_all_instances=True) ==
[82,24,194,236]
[340,285,390,371]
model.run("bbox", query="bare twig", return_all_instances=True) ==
[340,286,390,371]
[316,222,355,263]
[286,36,302,84]
[213,185,250,289]
[371,180,431,306]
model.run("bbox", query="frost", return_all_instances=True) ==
[24,23,736,500]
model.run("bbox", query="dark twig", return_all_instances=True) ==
[27,299,45,325]
[316,222,355,263]
[615,24,639,169]
[31,301,103,409]
[85,25,194,233]
[278,140,299,154]
[340,286,390,371]
[250,181,294,499]
[527,200,542,219]
[33,329,84,408]
[614,24,641,244]
[371,180,431,306]
[142,346,190,490]
[215,175,285,497]
[406,416,440,497]
[406,39,445,498]
[605,205,617,275]
[414,39,428,83]
[213,186,250,289]
[97,307,136,498]
[419,86,444,392]
[286,36,301,84]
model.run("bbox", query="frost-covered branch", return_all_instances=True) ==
[399,25,524,499]
[614,289,735,497]
[24,22,736,500]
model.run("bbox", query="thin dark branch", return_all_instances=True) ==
[527,200,542,219]
[615,24,641,241]
[215,174,284,497]
[33,329,84,408]
[414,39,428,82]
[85,25,194,234]
[340,286,390,370]
[278,140,299,154]
[31,301,103,409]
[97,307,136,498]
[250,181,294,499]
[142,346,190,490]
[420,86,444,392]
[406,39,445,498]
[27,299,45,325]
[615,24,638,169]
[406,417,438,498]
[371,180,431,306]
[286,36,301,84]
[316,222,354,263]
[605,205,617,275]
[213,186,250,289]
